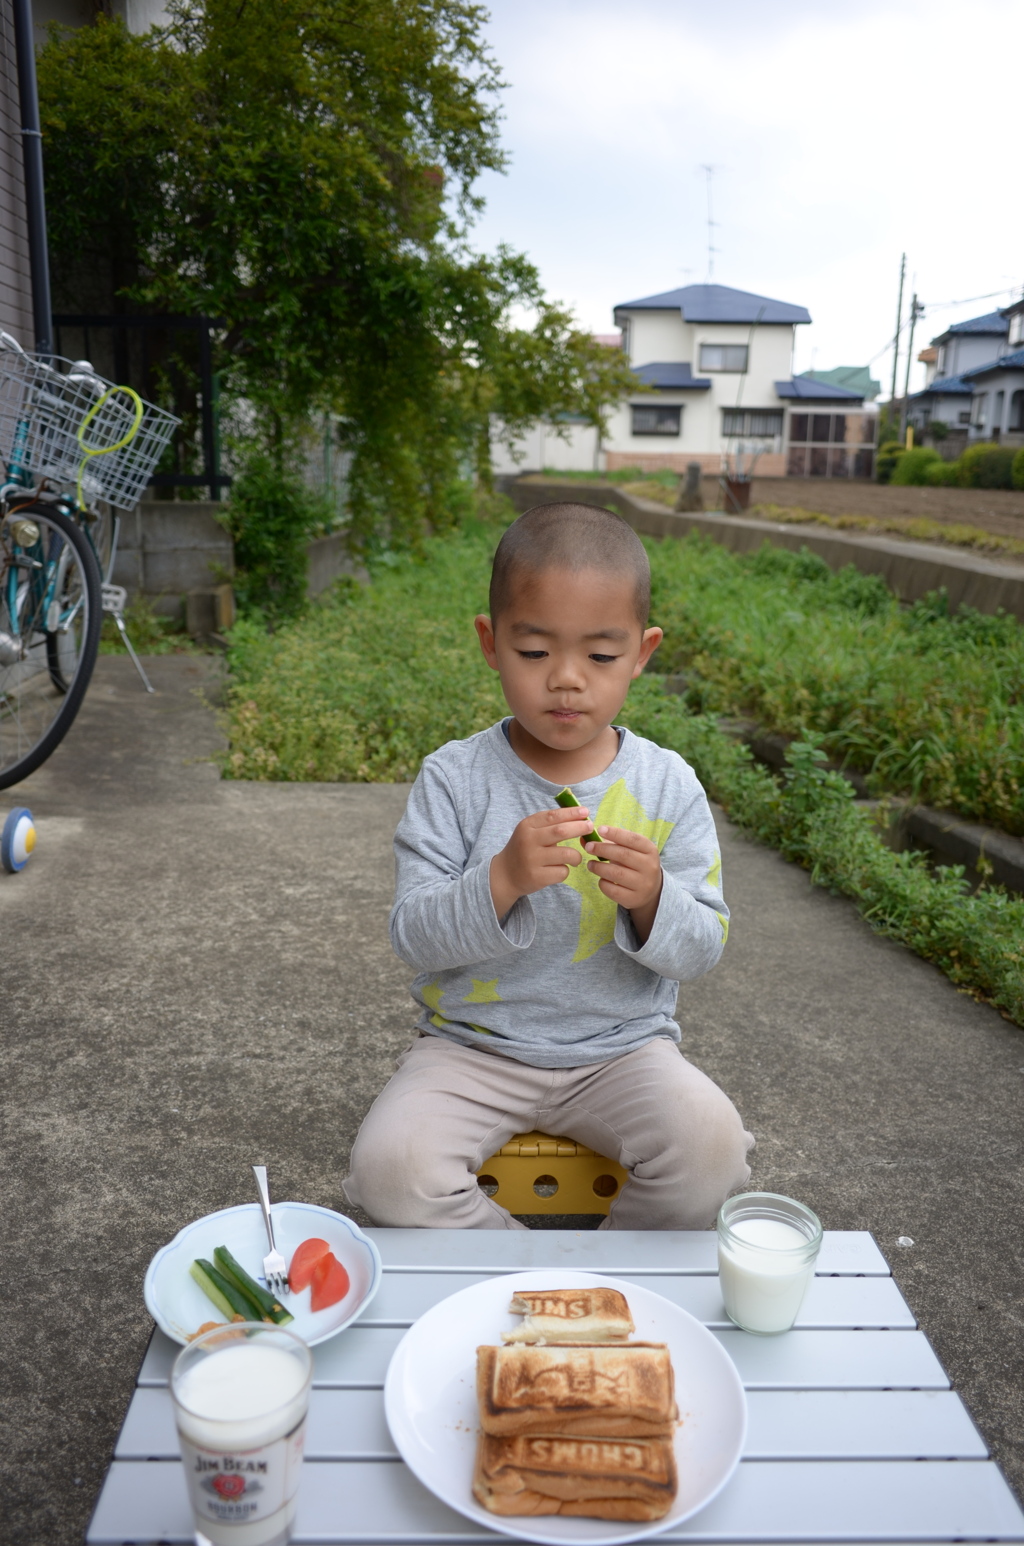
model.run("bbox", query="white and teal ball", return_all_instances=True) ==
[1,807,36,873]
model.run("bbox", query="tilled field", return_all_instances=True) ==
[741,477,1024,540]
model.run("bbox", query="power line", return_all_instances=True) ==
[921,283,1022,314]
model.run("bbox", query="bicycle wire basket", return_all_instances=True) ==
[0,335,181,510]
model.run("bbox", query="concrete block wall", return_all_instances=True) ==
[112,501,234,618]
[111,502,360,617]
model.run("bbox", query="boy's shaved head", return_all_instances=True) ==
[490,502,651,628]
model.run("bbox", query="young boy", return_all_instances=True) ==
[344,502,752,1230]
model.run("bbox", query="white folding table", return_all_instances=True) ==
[87,1229,1024,1543]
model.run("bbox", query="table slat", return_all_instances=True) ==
[141,1325,942,1392]
[366,1229,889,1276]
[743,1390,987,1459]
[87,1458,1024,1544]
[715,1329,948,1390]
[361,1272,914,1330]
[115,1386,988,1464]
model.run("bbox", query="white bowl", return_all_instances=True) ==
[144,1201,381,1347]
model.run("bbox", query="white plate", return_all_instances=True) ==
[384,1269,746,1546]
[144,1201,381,1347]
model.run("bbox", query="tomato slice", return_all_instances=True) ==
[310,1251,350,1312]
[288,1237,331,1292]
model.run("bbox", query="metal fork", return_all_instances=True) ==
[252,1164,289,1297]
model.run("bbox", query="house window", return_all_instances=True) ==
[1010,391,1024,431]
[958,409,971,424]
[972,394,988,428]
[1010,314,1024,347]
[699,343,748,372]
[631,404,681,436]
[721,409,783,437]
[936,346,946,373]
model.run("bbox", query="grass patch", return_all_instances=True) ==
[99,595,203,655]
[222,509,1024,1024]
[648,536,1024,835]
[751,502,1024,559]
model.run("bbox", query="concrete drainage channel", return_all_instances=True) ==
[661,683,1024,897]
[501,476,1024,624]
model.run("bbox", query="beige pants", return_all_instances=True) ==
[343,1035,753,1230]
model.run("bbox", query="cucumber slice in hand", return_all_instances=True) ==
[554,788,602,852]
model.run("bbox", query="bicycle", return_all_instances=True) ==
[0,333,179,790]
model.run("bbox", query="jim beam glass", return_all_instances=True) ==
[171,1323,313,1546]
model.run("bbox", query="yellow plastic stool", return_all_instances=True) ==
[476,1131,629,1215]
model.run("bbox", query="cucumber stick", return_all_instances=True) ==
[214,1245,293,1326]
[554,788,601,851]
[191,1259,261,1322]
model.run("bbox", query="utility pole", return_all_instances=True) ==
[12,0,53,355]
[900,293,925,441]
[888,252,906,438]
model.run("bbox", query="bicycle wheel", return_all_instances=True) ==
[0,502,102,788]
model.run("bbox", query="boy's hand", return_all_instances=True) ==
[490,808,595,919]
[585,827,664,944]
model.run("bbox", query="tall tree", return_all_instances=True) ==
[39,1,636,546]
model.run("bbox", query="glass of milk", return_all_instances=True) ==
[171,1323,313,1546]
[717,1192,823,1335]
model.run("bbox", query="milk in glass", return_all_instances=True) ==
[717,1194,823,1335]
[172,1328,312,1546]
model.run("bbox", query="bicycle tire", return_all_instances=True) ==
[0,502,102,788]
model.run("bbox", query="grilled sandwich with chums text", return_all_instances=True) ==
[473,1288,679,1520]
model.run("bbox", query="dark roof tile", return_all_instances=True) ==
[615,283,810,326]
[632,362,711,390]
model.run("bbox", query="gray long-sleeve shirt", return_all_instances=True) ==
[389,720,728,1068]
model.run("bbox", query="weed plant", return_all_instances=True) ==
[648,537,1024,835]
[99,594,201,655]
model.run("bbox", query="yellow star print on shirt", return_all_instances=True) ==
[559,778,675,964]
[463,979,501,1004]
[704,853,728,943]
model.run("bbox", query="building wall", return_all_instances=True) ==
[0,0,34,346]
[490,420,601,476]
[937,331,1007,378]
[969,372,1024,440]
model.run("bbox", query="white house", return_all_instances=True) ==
[907,310,1009,435]
[493,283,877,480]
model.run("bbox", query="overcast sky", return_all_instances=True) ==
[468,0,1024,397]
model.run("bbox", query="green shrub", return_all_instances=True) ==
[956,442,1016,489]
[222,454,337,625]
[1011,446,1024,490]
[924,458,960,486]
[891,447,941,485]
[875,440,905,483]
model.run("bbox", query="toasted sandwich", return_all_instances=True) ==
[473,1431,677,1520]
[476,1342,677,1438]
[502,1288,635,1345]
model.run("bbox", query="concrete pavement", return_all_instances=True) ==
[2,655,1022,1542]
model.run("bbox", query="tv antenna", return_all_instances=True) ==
[701,165,719,282]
